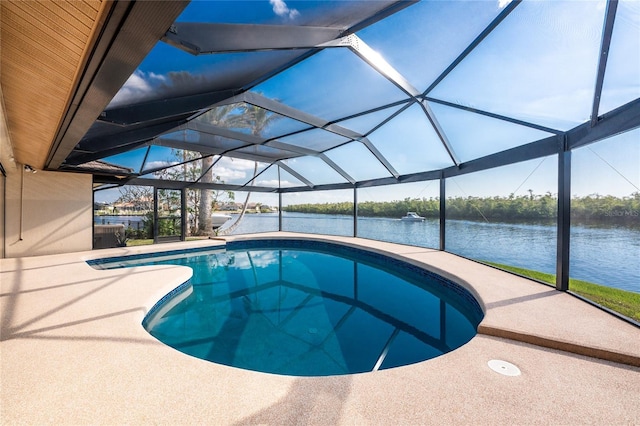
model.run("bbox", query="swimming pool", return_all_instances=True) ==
[90,239,483,376]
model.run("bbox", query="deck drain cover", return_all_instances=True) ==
[488,359,521,376]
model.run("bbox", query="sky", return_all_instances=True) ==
[94,0,639,205]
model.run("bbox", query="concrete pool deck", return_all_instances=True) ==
[1,232,639,424]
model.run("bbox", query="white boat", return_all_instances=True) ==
[212,213,232,229]
[401,212,425,222]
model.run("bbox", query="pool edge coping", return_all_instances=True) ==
[80,232,640,368]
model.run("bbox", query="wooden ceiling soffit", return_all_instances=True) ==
[1,0,105,169]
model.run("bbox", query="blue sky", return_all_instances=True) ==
[96,0,639,204]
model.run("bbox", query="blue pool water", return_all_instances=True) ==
[90,240,483,376]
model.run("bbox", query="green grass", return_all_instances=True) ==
[484,262,640,322]
[126,239,154,246]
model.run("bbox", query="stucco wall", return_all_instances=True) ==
[1,85,93,258]
[1,87,12,259]
[0,171,4,259]
[4,168,92,257]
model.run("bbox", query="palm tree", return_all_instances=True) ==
[196,104,238,236]
[219,104,280,235]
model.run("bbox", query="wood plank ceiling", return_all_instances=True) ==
[1,0,107,169]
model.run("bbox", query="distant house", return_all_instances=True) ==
[219,203,239,211]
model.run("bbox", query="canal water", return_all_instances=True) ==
[96,212,639,293]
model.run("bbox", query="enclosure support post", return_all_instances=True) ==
[556,143,571,291]
[180,188,187,241]
[278,192,283,232]
[153,187,159,244]
[353,187,358,237]
[439,174,446,251]
[91,178,95,249]
[19,165,24,241]
[2,164,7,257]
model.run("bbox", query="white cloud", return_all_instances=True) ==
[148,72,167,82]
[498,0,512,9]
[126,70,151,90]
[146,160,178,170]
[215,166,247,181]
[270,0,300,20]
[109,70,169,107]
[229,251,280,269]
[217,157,258,172]
[110,71,151,105]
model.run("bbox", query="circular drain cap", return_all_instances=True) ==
[488,359,521,376]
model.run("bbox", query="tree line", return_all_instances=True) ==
[283,192,640,226]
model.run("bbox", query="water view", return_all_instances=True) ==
[233,212,640,294]
[95,212,640,294]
